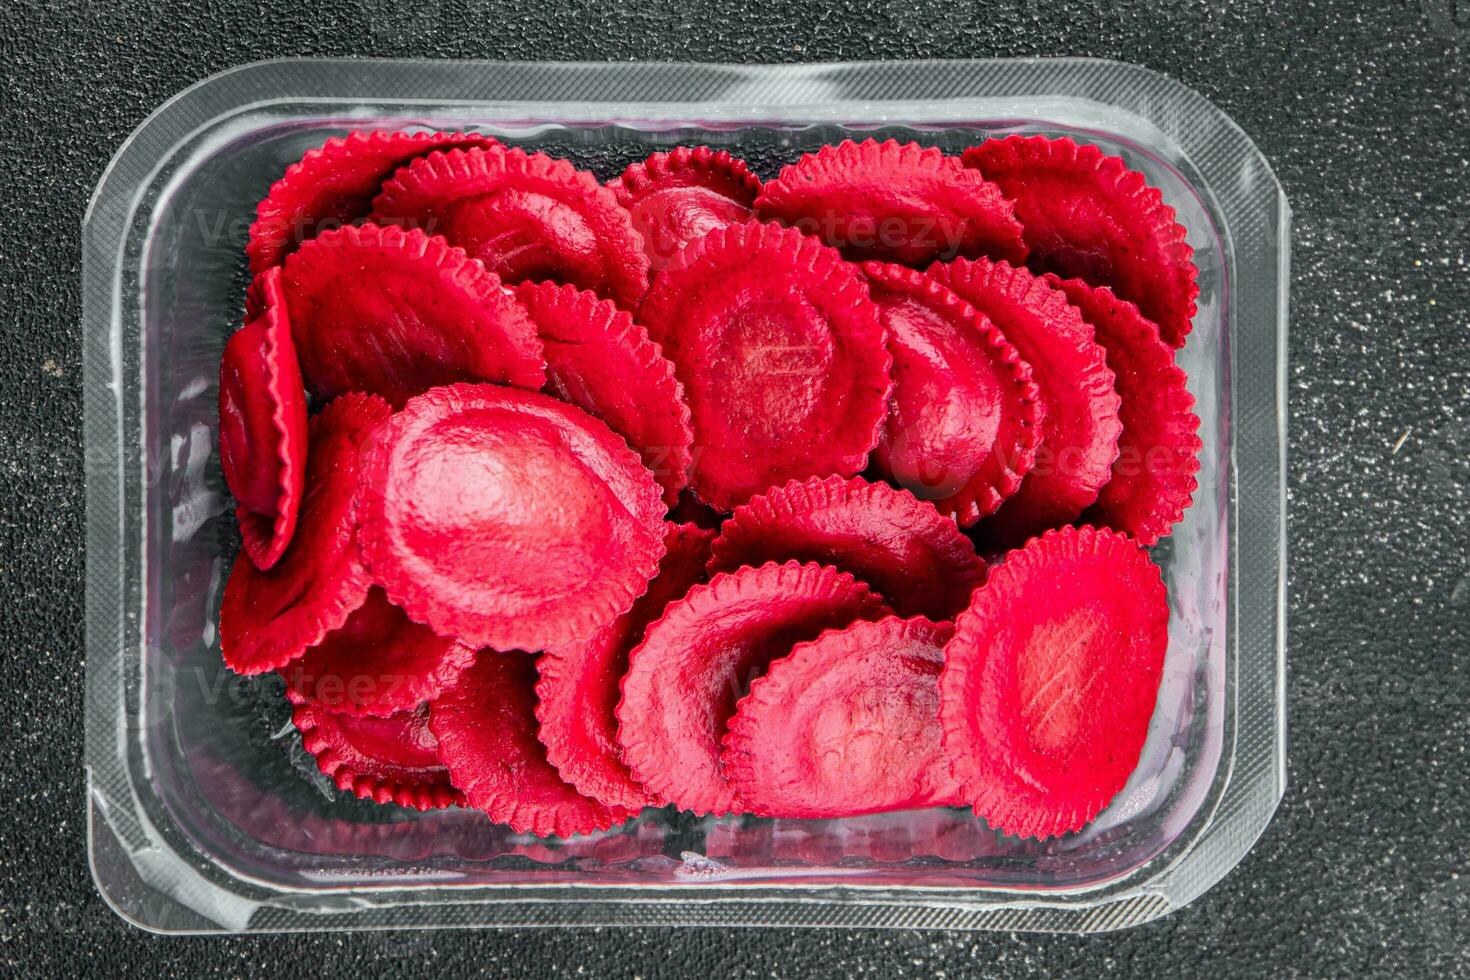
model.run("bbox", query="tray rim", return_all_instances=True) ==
[82,56,1288,935]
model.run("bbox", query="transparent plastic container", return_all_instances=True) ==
[82,58,1288,934]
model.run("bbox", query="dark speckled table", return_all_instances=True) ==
[3,0,1467,976]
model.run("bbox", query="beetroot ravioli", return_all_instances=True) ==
[940,527,1170,839]
[928,256,1122,548]
[432,651,636,837]
[372,145,650,309]
[218,131,1194,841]
[246,128,498,274]
[356,383,665,652]
[1046,275,1201,545]
[218,267,307,570]
[283,223,545,407]
[618,561,886,815]
[536,522,715,810]
[638,221,892,510]
[757,139,1027,267]
[708,474,986,621]
[220,393,388,675]
[722,616,961,818]
[861,261,1042,525]
[609,146,762,271]
[514,280,693,505]
[281,586,477,717]
[963,135,1199,348]
[291,692,463,812]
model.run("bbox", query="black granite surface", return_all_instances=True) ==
[2,0,1467,976]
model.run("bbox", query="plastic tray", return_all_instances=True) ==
[82,58,1289,934]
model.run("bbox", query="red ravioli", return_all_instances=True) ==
[721,616,961,818]
[291,696,463,811]
[617,561,886,816]
[860,262,1042,526]
[962,135,1199,348]
[282,223,545,407]
[536,522,715,810]
[371,146,650,309]
[281,587,477,717]
[755,139,1027,267]
[1045,275,1202,545]
[431,650,636,836]
[609,147,762,271]
[637,222,892,510]
[219,267,307,570]
[242,266,269,322]
[928,257,1122,548]
[220,393,389,675]
[357,383,665,652]
[939,526,1169,840]
[514,281,693,506]
[246,129,497,274]
[708,475,986,621]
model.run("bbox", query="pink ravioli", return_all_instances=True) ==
[637,221,892,510]
[246,129,498,274]
[219,393,389,675]
[280,586,478,717]
[218,266,307,569]
[431,650,637,836]
[1045,275,1202,545]
[357,383,665,652]
[282,223,545,407]
[708,474,986,621]
[371,145,650,309]
[617,561,887,816]
[609,147,762,271]
[755,139,1027,267]
[225,135,1204,838]
[928,257,1122,548]
[722,616,961,818]
[962,135,1199,348]
[536,522,715,810]
[860,261,1042,526]
[291,695,463,811]
[514,280,693,506]
[939,526,1169,840]
[243,269,268,322]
